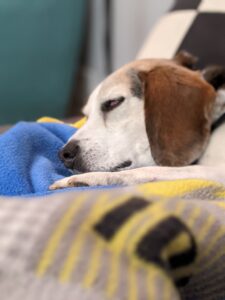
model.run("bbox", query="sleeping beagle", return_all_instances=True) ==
[50,52,225,190]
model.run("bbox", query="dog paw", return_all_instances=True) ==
[49,178,72,190]
[49,177,89,190]
[49,173,110,190]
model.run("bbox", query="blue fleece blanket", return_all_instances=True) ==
[0,122,80,196]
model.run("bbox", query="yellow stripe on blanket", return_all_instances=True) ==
[138,179,225,198]
[37,116,87,129]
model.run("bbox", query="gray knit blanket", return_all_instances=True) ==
[1,179,225,300]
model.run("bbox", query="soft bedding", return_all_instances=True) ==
[1,119,225,299]
[0,120,83,196]
[0,180,225,300]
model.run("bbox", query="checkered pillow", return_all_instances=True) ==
[138,0,225,68]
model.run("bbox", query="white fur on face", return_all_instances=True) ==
[68,73,155,172]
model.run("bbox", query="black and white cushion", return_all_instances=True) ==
[138,0,225,68]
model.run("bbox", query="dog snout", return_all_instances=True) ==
[59,140,80,168]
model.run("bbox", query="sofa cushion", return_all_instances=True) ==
[138,0,225,68]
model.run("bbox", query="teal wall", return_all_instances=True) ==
[0,0,86,124]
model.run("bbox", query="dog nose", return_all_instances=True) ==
[59,141,80,167]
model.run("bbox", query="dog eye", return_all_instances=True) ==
[101,96,125,112]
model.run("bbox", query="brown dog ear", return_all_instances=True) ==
[140,64,216,166]
[174,51,198,69]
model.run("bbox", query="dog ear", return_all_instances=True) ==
[202,65,225,90]
[174,51,198,70]
[139,65,216,166]
[203,66,225,123]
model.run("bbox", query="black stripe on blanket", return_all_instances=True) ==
[172,0,202,10]
[94,197,150,240]
[136,216,197,287]
[177,13,225,69]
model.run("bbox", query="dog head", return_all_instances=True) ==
[60,52,217,172]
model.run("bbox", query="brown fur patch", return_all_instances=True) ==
[174,51,198,69]
[140,64,216,166]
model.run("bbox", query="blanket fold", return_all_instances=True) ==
[0,122,76,196]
